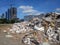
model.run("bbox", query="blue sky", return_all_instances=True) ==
[0,0,60,19]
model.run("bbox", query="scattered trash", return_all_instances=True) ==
[22,36,31,45]
[34,25,44,32]
[3,30,7,33]
[5,35,13,38]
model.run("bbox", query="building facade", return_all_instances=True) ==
[24,14,44,21]
[5,7,17,20]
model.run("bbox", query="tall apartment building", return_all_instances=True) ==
[1,13,5,19]
[5,7,17,20]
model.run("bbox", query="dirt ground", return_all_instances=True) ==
[0,24,22,45]
[0,30,26,45]
[0,24,32,45]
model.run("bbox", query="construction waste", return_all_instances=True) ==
[2,17,60,45]
[5,21,32,34]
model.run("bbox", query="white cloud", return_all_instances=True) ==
[19,6,33,10]
[56,8,60,11]
[18,5,43,15]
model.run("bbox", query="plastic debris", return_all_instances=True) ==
[34,25,44,32]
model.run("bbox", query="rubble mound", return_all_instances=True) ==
[2,17,60,45]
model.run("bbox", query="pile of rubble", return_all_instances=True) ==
[21,17,60,45]
[9,22,33,34]
[2,16,60,45]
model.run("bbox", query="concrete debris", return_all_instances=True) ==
[9,22,33,34]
